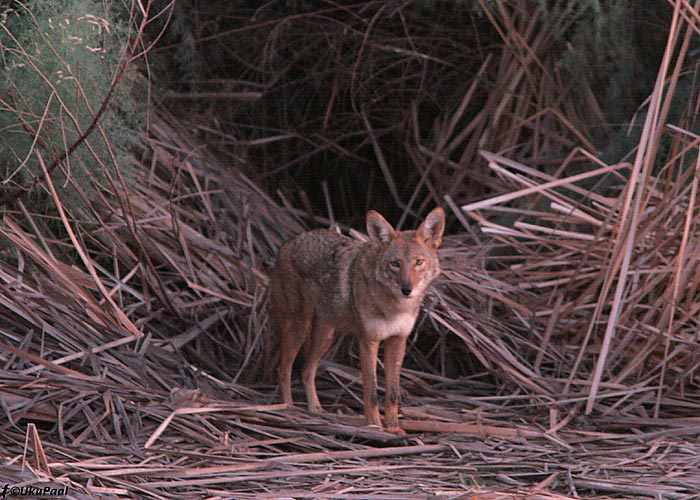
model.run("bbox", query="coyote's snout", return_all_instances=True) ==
[270,207,445,434]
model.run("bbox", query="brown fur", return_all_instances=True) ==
[270,208,445,434]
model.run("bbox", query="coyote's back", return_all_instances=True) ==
[270,208,445,434]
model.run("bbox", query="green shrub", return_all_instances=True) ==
[0,0,145,213]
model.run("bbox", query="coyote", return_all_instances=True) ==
[270,207,445,434]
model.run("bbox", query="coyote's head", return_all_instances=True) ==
[366,207,445,299]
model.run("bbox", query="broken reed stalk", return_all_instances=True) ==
[585,0,685,416]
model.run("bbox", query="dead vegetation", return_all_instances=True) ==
[2,1,700,498]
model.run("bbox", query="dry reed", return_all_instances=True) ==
[2,1,700,498]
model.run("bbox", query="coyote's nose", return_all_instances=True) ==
[401,285,412,297]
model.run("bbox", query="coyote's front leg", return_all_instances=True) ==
[359,338,382,427]
[383,335,407,435]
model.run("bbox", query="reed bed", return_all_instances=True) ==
[3,107,700,497]
[2,0,700,498]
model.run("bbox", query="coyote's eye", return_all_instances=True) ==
[415,258,425,266]
[389,260,401,269]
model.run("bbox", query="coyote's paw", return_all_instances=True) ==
[307,403,325,414]
[386,425,406,436]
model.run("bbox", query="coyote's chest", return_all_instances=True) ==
[362,311,418,341]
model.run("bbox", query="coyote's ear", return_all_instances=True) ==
[366,211,396,244]
[417,207,445,250]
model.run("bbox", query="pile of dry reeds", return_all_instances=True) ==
[459,2,700,417]
[3,1,700,498]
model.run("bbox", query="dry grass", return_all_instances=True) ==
[3,1,700,498]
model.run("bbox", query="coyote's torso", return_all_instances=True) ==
[271,208,445,434]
